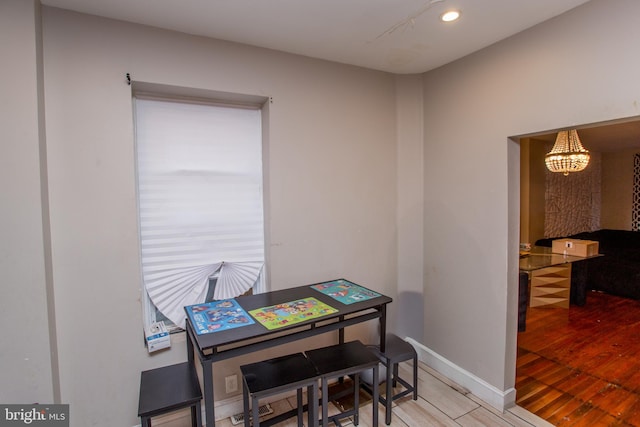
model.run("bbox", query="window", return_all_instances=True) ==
[134,95,266,331]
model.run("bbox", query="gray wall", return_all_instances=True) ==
[520,138,549,245]
[0,0,55,404]
[39,6,398,426]
[421,0,640,393]
[395,75,425,340]
[601,149,637,230]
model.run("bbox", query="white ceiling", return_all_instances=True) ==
[40,0,640,149]
[41,0,590,74]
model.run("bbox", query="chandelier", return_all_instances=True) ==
[545,129,590,176]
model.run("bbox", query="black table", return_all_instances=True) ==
[185,279,392,427]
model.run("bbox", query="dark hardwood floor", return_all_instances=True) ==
[517,291,640,426]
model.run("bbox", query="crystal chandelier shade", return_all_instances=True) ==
[545,129,590,176]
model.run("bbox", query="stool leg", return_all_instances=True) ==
[412,355,418,400]
[192,401,202,427]
[321,378,329,427]
[252,396,260,427]
[372,365,379,427]
[353,373,360,426]
[297,388,303,427]
[385,361,393,425]
[308,382,319,427]
[392,362,399,388]
[242,384,250,427]
[140,416,151,427]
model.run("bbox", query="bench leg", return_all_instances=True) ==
[353,373,360,426]
[392,362,399,388]
[297,388,304,426]
[412,355,418,400]
[192,401,202,427]
[308,383,319,427]
[385,362,393,425]
[321,378,329,427]
[252,396,260,427]
[242,384,250,427]
[372,365,379,427]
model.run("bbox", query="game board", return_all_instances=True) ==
[248,297,337,330]
[311,279,381,305]
[185,299,255,335]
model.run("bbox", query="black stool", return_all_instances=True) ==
[362,334,418,425]
[305,340,380,427]
[240,352,319,427]
[138,361,202,427]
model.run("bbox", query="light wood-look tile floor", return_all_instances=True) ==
[208,361,553,427]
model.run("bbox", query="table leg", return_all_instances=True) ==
[186,326,204,426]
[336,315,346,384]
[202,362,215,427]
[186,327,194,363]
[572,261,588,306]
[379,305,387,353]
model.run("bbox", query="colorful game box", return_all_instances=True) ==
[185,299,255,335]
[311,279,381,305]
[248,297,337,330]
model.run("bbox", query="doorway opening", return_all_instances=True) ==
[514,117,640,425]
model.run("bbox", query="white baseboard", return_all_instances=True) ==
[213,394,245,421]
[404,337,516,412]
[134,389,301,427]
[131,395,244,427]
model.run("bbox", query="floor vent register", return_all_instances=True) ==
[230,404,274,425]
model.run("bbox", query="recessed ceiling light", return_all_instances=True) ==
[440,10,461,22]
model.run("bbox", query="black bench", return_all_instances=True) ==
[138,362,202,427]
[240,352,319,427]
[305,340,380,427]
[360,334,418,425]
